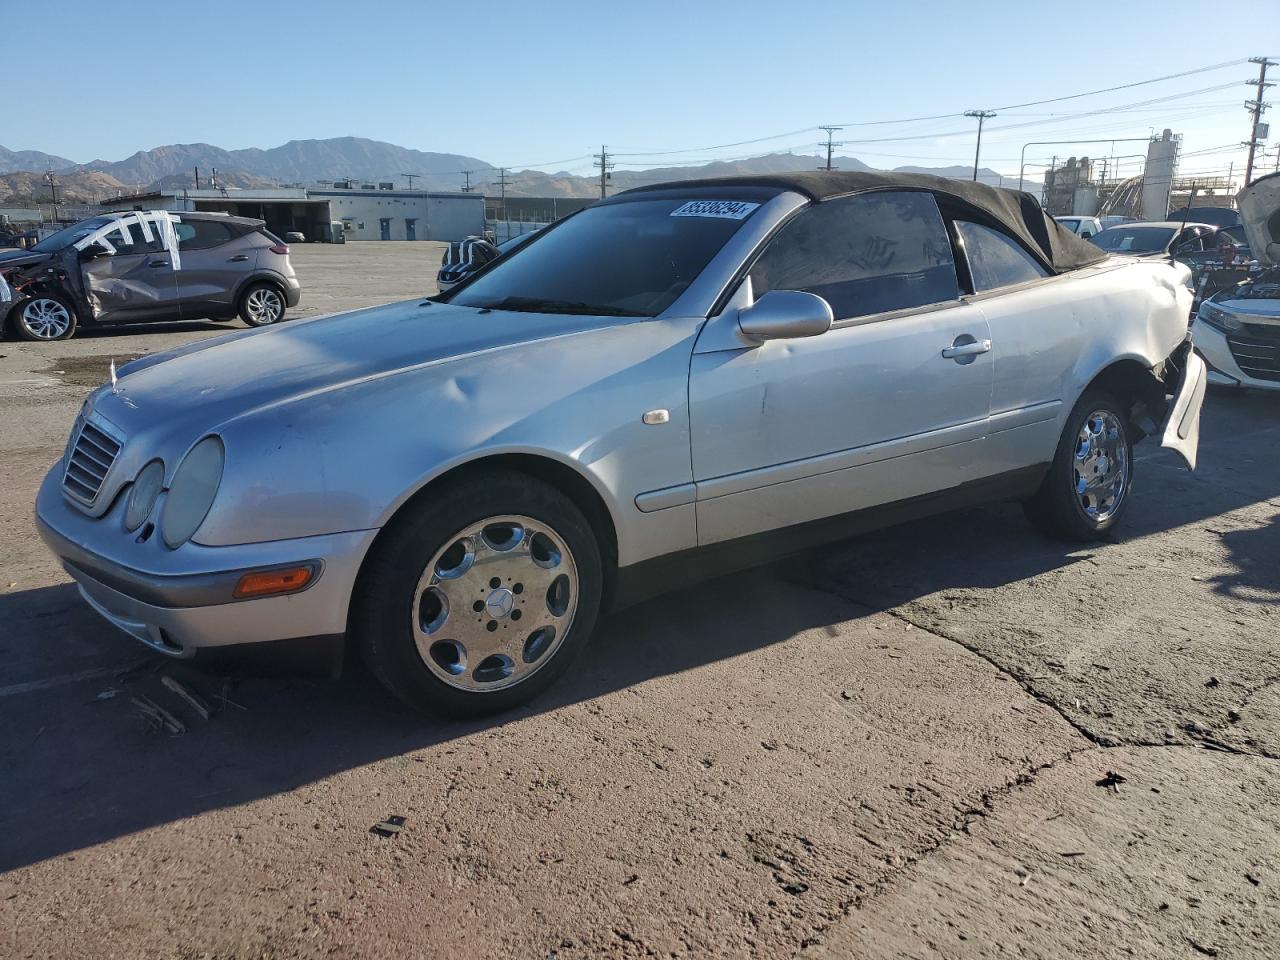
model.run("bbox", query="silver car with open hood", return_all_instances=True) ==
[36,172,1207,716]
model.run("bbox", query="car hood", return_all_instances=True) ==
[108,297,639,428]
[1237,171,1280,265]
[0,249,51,270]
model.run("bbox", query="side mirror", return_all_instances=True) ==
[738,289,833,341]
[78,243,110,261]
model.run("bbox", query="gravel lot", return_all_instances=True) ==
[1,241,1277,959]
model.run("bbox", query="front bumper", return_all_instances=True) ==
[35,464,376,657]
[1192,318,1280,392]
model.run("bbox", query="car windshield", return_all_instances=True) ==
[1089,226,1175,253]
[1057,219,1080,231]
[30,217,116,253]
[446,197,762,317]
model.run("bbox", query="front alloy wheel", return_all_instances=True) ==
[16,297,76,340]
[413,515,578,692]
[353,471,603,717]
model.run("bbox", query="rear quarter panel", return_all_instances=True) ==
[1067,258,1191,396]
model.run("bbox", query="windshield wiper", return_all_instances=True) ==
[482,296,648,317]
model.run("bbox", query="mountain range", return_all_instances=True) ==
[0,136,1013,204]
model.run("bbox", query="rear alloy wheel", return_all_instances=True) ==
[1023,388,1134,540]
[354,472,603,716]
[239,283,285,326]
[14,296,77,341]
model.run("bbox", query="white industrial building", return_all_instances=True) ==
[99,184,485,243]
[309,185,483,241]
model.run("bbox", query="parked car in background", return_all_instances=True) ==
[1088,220,1218,261]
[1166,206,1240,229]
[436,231,538,293]
[35,172,1204,716]
[1100,215,1135,230]
[0,211,300,341]
[1054,215,1103,239]
[1193,171,1280,390]
[285,231,306,243]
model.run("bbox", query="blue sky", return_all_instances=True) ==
[26,0,1278,184]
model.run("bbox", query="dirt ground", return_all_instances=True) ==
[1,241,1277,959]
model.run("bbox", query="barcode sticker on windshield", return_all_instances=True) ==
[670,200,760,220]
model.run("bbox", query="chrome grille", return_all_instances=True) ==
[63,416,123,504]
[1225,332,1280,382]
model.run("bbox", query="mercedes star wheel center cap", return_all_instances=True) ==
[485,587,515,619]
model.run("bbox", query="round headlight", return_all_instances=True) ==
[161,436,224,548]
[124,460,165,532]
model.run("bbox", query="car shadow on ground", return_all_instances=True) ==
[3,396,1278,873]
[0,509,1088,873]
[75,320,237,338]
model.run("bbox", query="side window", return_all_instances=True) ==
[105,221,164,255]
[956,221,1049,292]
[177,219,235,251]
[749,191,959,320]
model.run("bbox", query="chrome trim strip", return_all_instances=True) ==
[696,417,989,502]
[635,483,696,513]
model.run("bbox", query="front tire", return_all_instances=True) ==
[12,295,77,341]
[352,472,603,717]
[1023,388,1134,540]
[238,282,286,327]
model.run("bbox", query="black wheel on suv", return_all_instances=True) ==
[351,471,604,717]
[1023,388,1134,540]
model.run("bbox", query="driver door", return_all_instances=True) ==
[82,220,182,323]
[688,191,994,546]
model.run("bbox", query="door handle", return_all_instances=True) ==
[941,337,992,360]
[148,259,169,268]
[227,254,249,262]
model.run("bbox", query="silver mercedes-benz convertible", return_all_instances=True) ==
[37,172,1206,716]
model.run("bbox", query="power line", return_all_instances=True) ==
[989,58,1249,111]
[610,61,1253,167]
[612,126,819,158]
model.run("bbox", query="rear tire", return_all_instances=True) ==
[352,471,603,717]
[12,295,77,341]
[238,282,286,326]
[1023,388,1134,541]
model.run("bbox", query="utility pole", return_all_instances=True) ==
[45,169,60,220]
[461,170,475,193]
[496,167,512,221]
[965,110,997,182]
[593,145,613,199]
[194,165,201,189]
[403,173,420,190]
[1243,57,1276,187]
[818,125,845,171]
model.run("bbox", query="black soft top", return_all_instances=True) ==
[619,170,1107,274]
